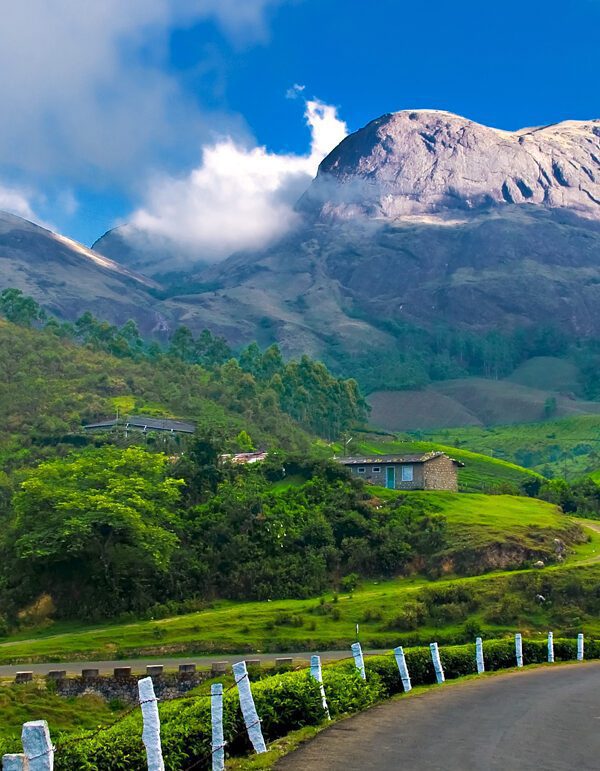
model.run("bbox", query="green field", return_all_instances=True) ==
[0,493,595,663]
[419,414,600,479]
[0,685,126,743]
[350,436,539,491]
[367,374,600,432]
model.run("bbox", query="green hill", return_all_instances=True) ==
[368,378,600,432]
[348,436,540,492]
[0,492,591,663]
[419,415,600,479]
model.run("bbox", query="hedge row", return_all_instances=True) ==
[13,637,600,770]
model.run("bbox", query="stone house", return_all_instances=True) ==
[338,452,463,491]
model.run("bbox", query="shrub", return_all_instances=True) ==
[40,637,598,770]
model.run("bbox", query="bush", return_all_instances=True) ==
[42,637,598,769]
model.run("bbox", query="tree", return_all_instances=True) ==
[0,288,45,327]
[5,447,183,617]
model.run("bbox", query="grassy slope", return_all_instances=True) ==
[507,356,581,393]
[367,377,600,432]
[419,415,600,479]
[0,493,590,663]
[0,686,126,742]
[350,436,539,491]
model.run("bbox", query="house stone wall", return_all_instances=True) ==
[422,455,459,491]
[348,463,424,490]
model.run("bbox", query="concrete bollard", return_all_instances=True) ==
[275,658,293,669]
[578,633,584,661]
[393,646,412,692]
[2,754,27,770]
[310,655,330,719]
[114,667,132,679]
[515,633,523,668]
[475,637,485,674]
[22,721,53,771]
[211,683,225,771]
[14,673,33,685]
[547,632,554,663]
[146,665,164,678]
[232,661,267,754]
[351,642,366,680]
[430,642,445,684]
[45,671,66,681]
[139,677,164,771]
[178,664,196,676]
[81,669,99,680]
[211,662,228,676]
[245,659,261,669]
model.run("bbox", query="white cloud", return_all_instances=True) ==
[0,0,285,183]
[0,185,39,223]
[128,99,348,262]
[286,83,306,99]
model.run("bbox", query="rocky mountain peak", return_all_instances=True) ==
[301,110,600,221]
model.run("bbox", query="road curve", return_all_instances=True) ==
[277,662,600,771]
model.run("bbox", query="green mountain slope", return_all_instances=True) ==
[368,378,600,432]
[420,415,600,479]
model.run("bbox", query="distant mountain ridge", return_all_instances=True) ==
[2,109,600,379]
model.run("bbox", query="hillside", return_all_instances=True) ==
[420,415,600,478]
[2,112,600,400]
[0,492,590,662]
[0,317,310,473]
[367,377,600,431]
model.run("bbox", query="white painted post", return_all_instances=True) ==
[577,633,584,661]
[211,683,225,771]
[138,677,164,771]
[310,655,330,719]
[515,633,523,668]
[430,642,445,684]
[548,632,554,663]
[232,661,266,754]
[22,721,53,771]
[475,637,485,674]
[393,646,412,692]
[2,755,27,770]
[351,642,366,680]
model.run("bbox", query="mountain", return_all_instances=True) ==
[3,110,600,377]
[0,212,169,334]
[165,111,600,355]
[301,110,600,220]
[92,224,207,278]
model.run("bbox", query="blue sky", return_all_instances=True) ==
[1,0,598,249]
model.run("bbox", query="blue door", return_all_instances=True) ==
[386,466,395,489]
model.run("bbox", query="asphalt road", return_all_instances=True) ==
[0,649,384,677]
[277,662,600,771]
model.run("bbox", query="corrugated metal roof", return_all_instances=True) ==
[83,415,196,434]
[125,416,196,433]
[337,452,464,466]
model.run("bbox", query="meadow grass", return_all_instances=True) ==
[419,414,600,479]
[0,684,126,742]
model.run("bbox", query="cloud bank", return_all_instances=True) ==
[0,0,284,184]
[128,99,348,261]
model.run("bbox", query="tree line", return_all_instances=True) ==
[0,288,367,441]
[0,445,448,624]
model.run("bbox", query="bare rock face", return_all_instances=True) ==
[302,110,600,222]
